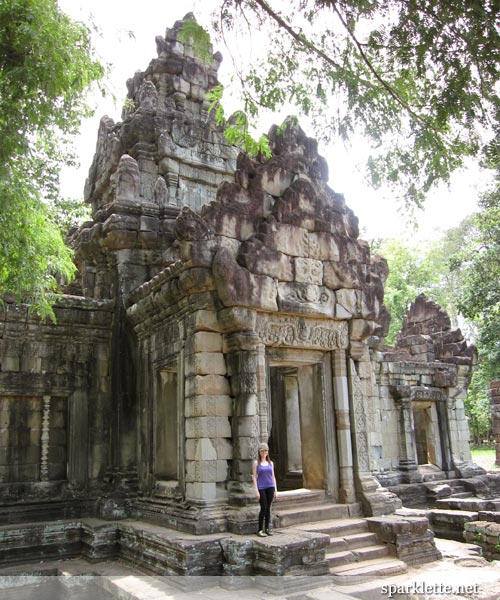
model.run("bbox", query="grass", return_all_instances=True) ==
[470,445,499,471]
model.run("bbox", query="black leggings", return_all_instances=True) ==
[258,487,275,531]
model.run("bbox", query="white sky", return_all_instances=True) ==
[57,0,491,242]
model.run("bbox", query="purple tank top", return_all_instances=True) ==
[257,462,274,490]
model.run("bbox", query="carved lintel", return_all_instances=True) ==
[256,315,349,350]
[410,387,446,402]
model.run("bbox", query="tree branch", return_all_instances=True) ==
[329,3,437,134]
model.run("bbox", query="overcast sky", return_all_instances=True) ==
[57,0,490,242]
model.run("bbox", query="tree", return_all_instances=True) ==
[0,0,104,317]
[376,233,465,344]
[201,0,500,204]
[455,179,500,377]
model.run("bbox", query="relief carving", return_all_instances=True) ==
[256,315,348,349]
[349,359,370,472]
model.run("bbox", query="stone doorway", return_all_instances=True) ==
[413,401,443,470]
[267,358,329,492]
[155,369,179,483]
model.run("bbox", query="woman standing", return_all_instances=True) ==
[252,442,278,537]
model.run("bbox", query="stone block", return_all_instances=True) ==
[185,416,232,438]
[213,248,278,312]
[350,319,377,341]
[185,482,216,501]
[185,332,223,355]
[218,307,257,332]
[179,267,216,294]
[213,212,255,240]
[308,232,340,261]
[357,361,372,379]
[217,460,228,481]
[337,289,361,315]
[277,282,334,318]
[335,304,352,318]
[185,374,231,398]
[237,240,294,281]
[324,261,360,290]
[186,460,217,482]
[260,165,294,197]
[185,352,227,376]
[234,416,259,437]
[139,216,159,232]
[186,309,220,332]
[235,393,259,416]
[214,438,233,460]
[179,240,216,267]
[2,356,20,372]
[185,395,232,417]
[294,258,323,285]
[271,223,309,257]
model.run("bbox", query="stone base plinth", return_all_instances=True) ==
[366,514,441,565]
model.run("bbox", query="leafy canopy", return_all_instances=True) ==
[455,180,500,376]
[0,0,104,317]
[187,0,500,204]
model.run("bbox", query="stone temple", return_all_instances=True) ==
[0,13,498,582]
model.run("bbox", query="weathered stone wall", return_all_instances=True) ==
[0,296,114,519]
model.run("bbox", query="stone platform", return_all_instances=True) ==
[2,538,500,600]
[0,518,332,578]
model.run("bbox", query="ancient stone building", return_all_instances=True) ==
[0,13,490,576]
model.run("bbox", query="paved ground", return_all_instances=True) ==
[0,538,499,600]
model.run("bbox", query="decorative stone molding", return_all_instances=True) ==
[40,396,51,482]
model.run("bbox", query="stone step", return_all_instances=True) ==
[352,544,389,562]
[274,503,352,527]
[422,471,448,482]
[330,557,408,584]
[450,492,474,499]
[328,531,379,552]
[274,488,326,509]
[428,508,479,541]
[325,549,355,568]
[293,517,368,537]
[451,498,500,511]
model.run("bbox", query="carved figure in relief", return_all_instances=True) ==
[174,207,213,241]
[138,80,158,111]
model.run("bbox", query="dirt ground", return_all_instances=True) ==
[471,448,499,472]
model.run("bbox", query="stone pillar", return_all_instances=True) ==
[225,331,262,506]
[489,381,500,467]
[393,390,421,482]
[184,330,231,502]
[332,350,356,503]
[436,398,453,472]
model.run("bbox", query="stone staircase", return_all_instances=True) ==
[274,489,408,583]
[273,489,361,527]
[294,518,407,583]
